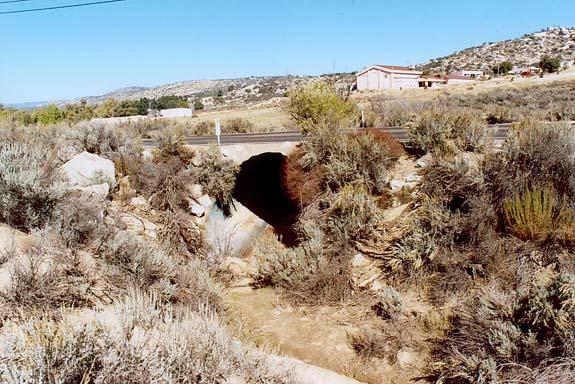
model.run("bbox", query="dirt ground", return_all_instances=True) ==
[224,284,434,383]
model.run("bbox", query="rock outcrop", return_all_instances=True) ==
[61,152,116,197]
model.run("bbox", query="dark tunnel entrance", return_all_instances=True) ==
[233,152,300,247]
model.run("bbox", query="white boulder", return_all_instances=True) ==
[78,183,110,200]
[190,201,206,218]
[62,152,116,189]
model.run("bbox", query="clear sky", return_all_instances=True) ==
[1,0,574,103]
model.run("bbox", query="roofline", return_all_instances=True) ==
[356,65,423,77]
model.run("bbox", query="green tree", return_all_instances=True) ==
[33,104,66,125]
[285,81,357,134]
[193,98,204,110]
[493,61,513,75]
[93,99,118,118]
[539,55,561,73]
[64,100,95,123]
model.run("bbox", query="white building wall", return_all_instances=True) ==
[446,78,476,85]
[357,67,422,90]
[367,70,381,90]
[392,74,420,89]
[160,108,193,118]
[357,73,369,90]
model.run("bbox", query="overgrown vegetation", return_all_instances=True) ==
[383,121,575,382]
[256,122,402,303]
[0,121,303,383]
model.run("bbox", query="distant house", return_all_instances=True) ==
[160,108,193,118]
[451,70,484,79]
[418,75,447,88]
[445,75,477,85]
[356,65,423,90]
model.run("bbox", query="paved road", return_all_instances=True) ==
[141,124,511,146]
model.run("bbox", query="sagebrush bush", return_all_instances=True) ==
[99,230,177,297]
[0,292,297,384]
[484,121,575,209]
[321,185,382,244]
[224,118,254,133]
[348,328,400,362]
[408,108,487,156]
[296,123,398,196]
[189,145,239,216]
[54,192,103,248]
[430,274,575,383]
[153,127,195,166]
[157,210,205,258]
[0,141,67,232]
[0,240,94,319]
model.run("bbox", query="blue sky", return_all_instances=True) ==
[1,0,574,103]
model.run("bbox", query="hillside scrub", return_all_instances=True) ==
[371,80,575,128]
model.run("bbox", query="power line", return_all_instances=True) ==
[0,0,36,5]
[0,0,126,14]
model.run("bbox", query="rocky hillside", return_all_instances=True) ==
[419,26,575,72]
[70,73,354,109]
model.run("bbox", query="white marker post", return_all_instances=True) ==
[215,118,221,147]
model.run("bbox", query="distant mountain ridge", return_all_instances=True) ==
[9,26,575,108]
[418,26,575,72]
[63,73,353,110]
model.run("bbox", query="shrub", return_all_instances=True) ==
[430,274,575,383]
[0,141,67,232]
[252,233,319,289]
[286,81,356,133]
[224,118,254,133]
[540,55,562,73]
[283,147,325,208]
[153,127,195,166]
[0,293,297,384]
[297,123,397,196]
[354,128,406,158]
[189,145,239,216]
[252,229,353,304]
[484,121,575,210]
[408,109,487,156]
[148,161,192,212]
[0,240,93,319]
[192,120,214,135]
[321,185,382,244]
[54,192,103,249]
[99,230,177,300]
[157,210,205,258]
[504,186,574,242]
[348,328,400,362]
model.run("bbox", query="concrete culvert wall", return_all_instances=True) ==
[233,152,300,247]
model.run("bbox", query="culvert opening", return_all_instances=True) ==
[233,152,300,247]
